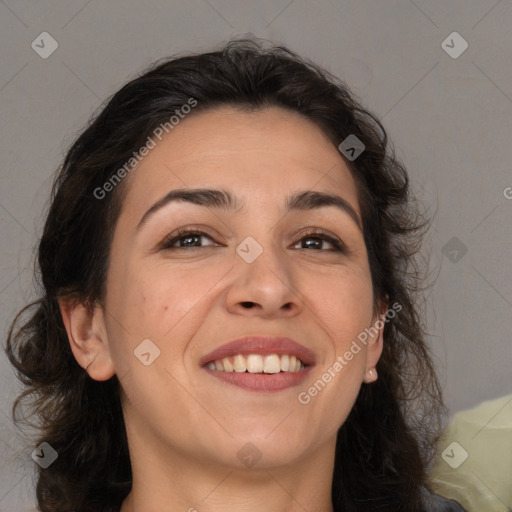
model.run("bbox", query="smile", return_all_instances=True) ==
[200,336,315,391]
[206,353,306,373]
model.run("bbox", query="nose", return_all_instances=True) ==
[225,239,302,319]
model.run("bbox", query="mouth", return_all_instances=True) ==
[206,353,307,373]
[200,336,315,392]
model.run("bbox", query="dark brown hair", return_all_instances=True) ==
[5,38,444,512]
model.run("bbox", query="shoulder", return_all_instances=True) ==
[422,487,467,511]
[429,394,512,511]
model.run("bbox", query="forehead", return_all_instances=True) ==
[119,105,360,219]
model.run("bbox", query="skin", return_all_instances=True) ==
[59,106,385,512]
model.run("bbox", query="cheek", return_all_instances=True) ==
[104,265,219,411]
[108,262,217,335]
[105,261,234,380]
[308,269,374,346]
[302,274,373,430]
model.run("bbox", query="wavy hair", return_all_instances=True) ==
[5,38,444,512]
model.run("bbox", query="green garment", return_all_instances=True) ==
[430,394,512,512]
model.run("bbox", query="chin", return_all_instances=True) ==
[219,431,312,470]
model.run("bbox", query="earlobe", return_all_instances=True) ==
[364,302,388,383]
[58,298,116,381]
[363,367,377,383]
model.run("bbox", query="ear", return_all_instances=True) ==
[58,297,116,381]
[364,298,388,383]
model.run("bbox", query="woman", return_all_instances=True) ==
[5,39,466,511]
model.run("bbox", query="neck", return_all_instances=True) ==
[120,436,336,512]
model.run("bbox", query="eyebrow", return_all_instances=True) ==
[136,188,362,232]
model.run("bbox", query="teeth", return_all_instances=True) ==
[247,354,263,373]
[263,354,281,374]
[206,354,306,373]
[233,354,246,372]
[222,357,233,372]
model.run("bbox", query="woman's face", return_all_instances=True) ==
[94,106,383,471]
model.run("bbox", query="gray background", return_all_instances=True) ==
[1,1,511,509]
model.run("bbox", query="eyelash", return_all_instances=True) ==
[160,227,347,253]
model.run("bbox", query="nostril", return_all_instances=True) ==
[241,301,256,308]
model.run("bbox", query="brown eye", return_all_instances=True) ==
[160,229,218,249]
[293,229,346,252]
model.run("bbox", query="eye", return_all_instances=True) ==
[160,228,219,249]
[293,229,346,252]
[159,227,346,252]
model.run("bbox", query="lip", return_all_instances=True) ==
[205,366,313,392]
[199,336,316,367]
[200,337,316,393]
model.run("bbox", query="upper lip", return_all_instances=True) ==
[200,336,316,367]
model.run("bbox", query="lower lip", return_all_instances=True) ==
[203,367,313,392]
